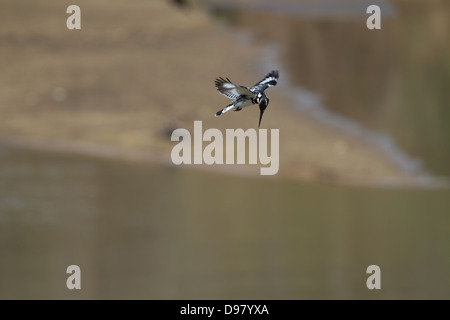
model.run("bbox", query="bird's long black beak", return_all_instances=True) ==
[258,109,265,128]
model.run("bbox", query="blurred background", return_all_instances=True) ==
[0,0,449,299]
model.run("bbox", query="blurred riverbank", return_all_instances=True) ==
[0,0,448,187]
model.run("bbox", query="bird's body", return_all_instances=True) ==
[214,71,279,127]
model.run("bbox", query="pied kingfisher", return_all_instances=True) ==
[214,70,279,128]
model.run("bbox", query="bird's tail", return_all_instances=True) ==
[215,103,234,117]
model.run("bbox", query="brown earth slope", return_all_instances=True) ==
[0,0,431,186]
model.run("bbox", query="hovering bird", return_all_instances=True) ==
[214,70,279,128]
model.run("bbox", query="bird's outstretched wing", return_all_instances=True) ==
[250,70,279,93]
[215,77,254,100]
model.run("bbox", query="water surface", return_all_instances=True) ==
[1,145,449,299]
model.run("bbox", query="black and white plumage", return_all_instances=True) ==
[214,70,279,128]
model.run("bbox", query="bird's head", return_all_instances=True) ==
[258,95,269,128]
[259,95,269,110]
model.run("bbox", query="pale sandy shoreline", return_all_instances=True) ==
[0,131,447,189]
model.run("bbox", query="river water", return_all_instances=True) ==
[0,144,449,299]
